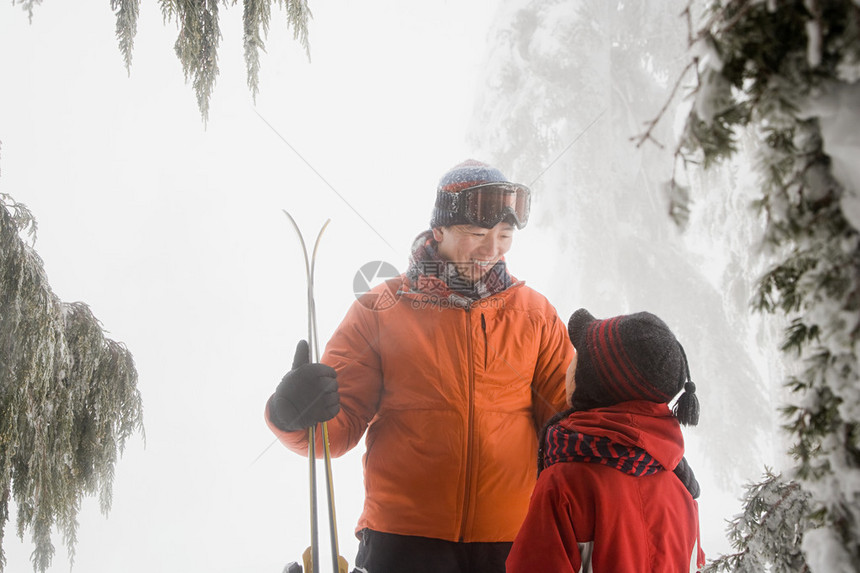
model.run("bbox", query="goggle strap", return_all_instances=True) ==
[435,190,461,214]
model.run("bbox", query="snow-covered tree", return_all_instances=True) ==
[11,0,311,122]
[669,1,860,570]
[471,0,860,565]
[0,186,144,572]
[470,0,777,491]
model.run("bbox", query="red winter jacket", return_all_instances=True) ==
[506,401,705,572]
[266,276,572,543]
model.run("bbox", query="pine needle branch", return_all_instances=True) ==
[12,0,314,123]
[111,0,140,74]
[10,0,42,24]
[704,470,814,573]
[670,0,860,569]
[243,0,272,100]
[0,197,144,572]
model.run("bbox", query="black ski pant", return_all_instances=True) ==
[351,528,512,573]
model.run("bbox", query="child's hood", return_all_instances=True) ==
[557,400,685,471]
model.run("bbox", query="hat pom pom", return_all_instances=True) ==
[674,381,700,426]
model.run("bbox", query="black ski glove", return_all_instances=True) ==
[268,340,340,432]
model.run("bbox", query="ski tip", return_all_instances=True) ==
[283,562,302,573]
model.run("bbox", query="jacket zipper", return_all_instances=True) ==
[480,313,488,369]
[459,308,476,541]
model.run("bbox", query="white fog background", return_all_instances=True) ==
[1,1,792,571]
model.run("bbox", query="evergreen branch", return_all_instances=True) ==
[780,318,820,353]
[243,0,272,99]
[753,254,817,315]
[711,0,758,41]
[13,0,314,122]
[278,0,311,59]
[0,193,37,244]
[111,0,140,73]
[159,0,178,23]
[704,470,813,572]
[0,487,8,570]
[672,0,860,568]
[10,0,42,24]
[242,0,310,101]
[164,0,312,120]
[0,198,144,572]
[166,0,224,123]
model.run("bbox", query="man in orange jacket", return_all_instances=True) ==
[265,160,573,573]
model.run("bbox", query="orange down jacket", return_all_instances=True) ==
[266,276,573,543]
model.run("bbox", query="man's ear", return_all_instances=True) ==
[432,227,444,241]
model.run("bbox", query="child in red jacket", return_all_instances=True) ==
[506,308,706,572]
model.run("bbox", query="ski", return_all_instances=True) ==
[282,210,348,573]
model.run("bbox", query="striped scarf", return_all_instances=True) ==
[403,229,513,306]
[541,423,663,477]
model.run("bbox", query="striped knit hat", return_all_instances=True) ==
[430,159,529,228]
[568,308,700,426]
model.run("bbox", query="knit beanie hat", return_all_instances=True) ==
[568,308,700,426]
[430,159,530,228]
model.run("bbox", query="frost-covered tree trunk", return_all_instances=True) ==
[671,1,860,571]
[0,192,144,572]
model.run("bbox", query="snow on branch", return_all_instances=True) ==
[0,194,144,573]
[14,0,313,123]
[158,0,312,123]
[704,469,814,573]
[638,0,860,570]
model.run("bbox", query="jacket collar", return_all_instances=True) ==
[553,401,686,472]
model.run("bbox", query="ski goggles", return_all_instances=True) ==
[435,182,531,229]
